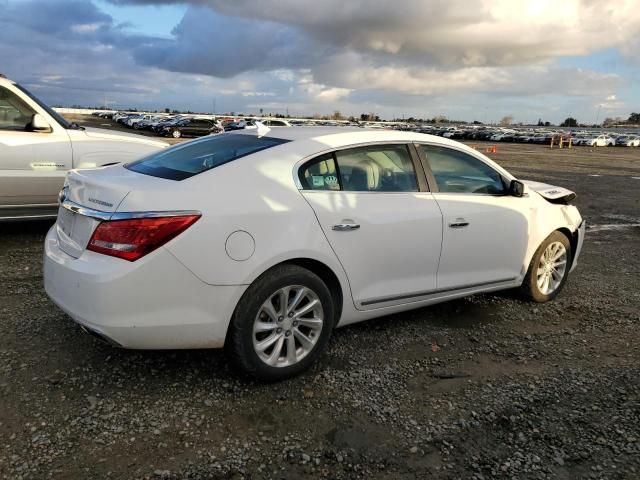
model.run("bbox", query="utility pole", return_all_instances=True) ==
[595,104,602,127]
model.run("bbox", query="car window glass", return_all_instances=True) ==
[419,144,506,194]
[335,144,418,192]
[299,153,340,191]
[127,134,290,180]
[0,86,35,131]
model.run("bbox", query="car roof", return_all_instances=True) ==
[230,126,452,149]
[223,126,515,177]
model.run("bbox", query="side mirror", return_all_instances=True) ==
[509,179,525,197]
[29,113,52,133]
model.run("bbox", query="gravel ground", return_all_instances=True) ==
[0,138,639,479]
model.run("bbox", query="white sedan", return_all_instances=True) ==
[44,127,585,380]
[586,134,614,147]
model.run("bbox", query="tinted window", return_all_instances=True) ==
[419,144,506,194]
[299,153,340,191]
[126,134,290,180]
[0,86,35,131]
[336,145,417,192]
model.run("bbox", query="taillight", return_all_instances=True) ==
[87,215,200,261]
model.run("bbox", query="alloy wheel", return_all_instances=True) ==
[252,285,324,368]
[536,241,567,295]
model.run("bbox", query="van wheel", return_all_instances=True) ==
[227,264,334,381]
[520,231,572,302]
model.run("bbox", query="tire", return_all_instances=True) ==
[520,231,572,303]
[172,129,182,138]
[226,264,335,381]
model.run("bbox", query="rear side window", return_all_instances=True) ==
[336,145,417,192]
[299,153,340,191]
[126,134,290,180]
[299,145,418,192]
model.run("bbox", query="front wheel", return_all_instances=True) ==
[520,231,572,302]
[226,264,335,381]
[172,129,182,138]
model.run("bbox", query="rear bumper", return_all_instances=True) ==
[43,226,246,349]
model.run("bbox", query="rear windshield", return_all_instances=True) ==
[126,133,290,180]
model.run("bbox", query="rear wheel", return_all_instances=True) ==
[520,231,572,302]
[226,264,335,381]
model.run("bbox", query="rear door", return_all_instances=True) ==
[0,85,72,210]
[189,120,208,136]
[417,143,530,290]
[300,143,443,309]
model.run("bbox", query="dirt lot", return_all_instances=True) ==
[1,126,639,479]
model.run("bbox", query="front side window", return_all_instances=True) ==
[0,86,35,131]
[418,144,506,194]
[126,133,290,180]
[14,83,71,129]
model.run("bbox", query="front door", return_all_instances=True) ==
[300,144,443,309]
[417,143,529,290]
[0,85,72,208]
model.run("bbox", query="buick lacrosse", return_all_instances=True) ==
[44,126,584,380]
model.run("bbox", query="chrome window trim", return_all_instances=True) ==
[61,199,201,221]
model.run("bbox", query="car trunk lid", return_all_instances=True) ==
[56,165,165,258]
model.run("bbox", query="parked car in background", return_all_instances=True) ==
[152,116,185,134]
[615,135,640,147]
[43,127,584,380]
[582,134,614,147]
[224,119,254,131]
[162,118,222,138]
[0,74,168,220]
[260,119,292,127]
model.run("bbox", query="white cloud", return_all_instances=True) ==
[5,0,639,121]
[71,22,104,33]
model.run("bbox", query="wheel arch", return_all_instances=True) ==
[276,257,344,325]
[226,257,345,343]
[556,227,579,268]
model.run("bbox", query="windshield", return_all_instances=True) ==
[126,133,290,180]
[14,83,72,129]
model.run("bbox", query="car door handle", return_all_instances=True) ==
[332,223,360,231]
[449,219,469,228]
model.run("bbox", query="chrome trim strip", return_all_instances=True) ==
[61,199,201,221]
[0,214,58,220]
[360,277,518,306]
[0,203,58,209]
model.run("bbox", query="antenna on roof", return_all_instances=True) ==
[253,120,271,138]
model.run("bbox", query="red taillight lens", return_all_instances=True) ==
[87,215,200,261]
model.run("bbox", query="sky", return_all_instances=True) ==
[0,0,638,124]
